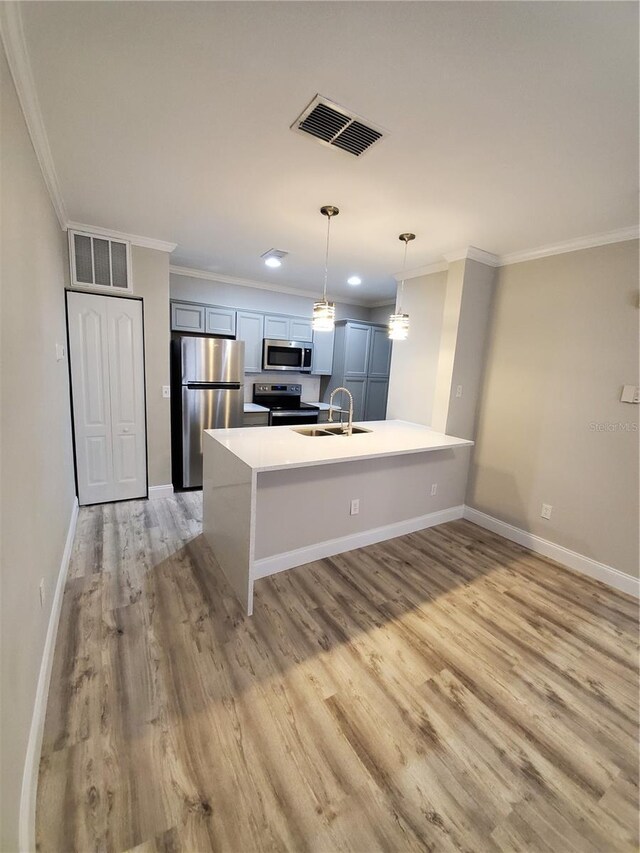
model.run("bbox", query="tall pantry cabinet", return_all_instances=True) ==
[324,320,392,421]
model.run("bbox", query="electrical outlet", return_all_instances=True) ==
[39,578,46,608]
[350,498,360,516]
[430,483,438,496]
[162,386,171,398]
[456,385,463,398]
[541,503,553,520]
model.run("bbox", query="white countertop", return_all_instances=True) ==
[206,419,473,473]
[243,403,269,413]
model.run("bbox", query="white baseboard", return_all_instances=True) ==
[148,484,174,499]
[19,496,79,853]
[463,506,639,599]
[252,505,465,580]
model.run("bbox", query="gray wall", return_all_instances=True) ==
[132,247,171,487]
[386,271,447,425]
[1,45,76,850]
[369,303,395,326]
[467,240,640,578]
[444,259,496,440]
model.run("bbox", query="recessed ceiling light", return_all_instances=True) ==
[261,248,288,268]
[347,275,362,286]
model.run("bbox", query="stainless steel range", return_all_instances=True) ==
[253,383,319,426]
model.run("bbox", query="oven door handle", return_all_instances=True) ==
[271,410,309,418]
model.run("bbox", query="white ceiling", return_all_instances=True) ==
[20,1,639,302]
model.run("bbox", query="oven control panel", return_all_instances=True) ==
[254,384,301,395]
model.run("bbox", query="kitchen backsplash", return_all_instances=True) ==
[244,373,321,403]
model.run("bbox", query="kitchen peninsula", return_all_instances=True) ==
[203,420,473,614]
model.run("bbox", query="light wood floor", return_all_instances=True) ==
[37,493,638,853]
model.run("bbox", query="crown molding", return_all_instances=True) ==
[395,260,449,282]
[169,265,374,307]
[68,221,177,253]
[498,225,639,266]
[444,246,501,267]
[403,227,639,278]
[0,3,67,229]
[368,299,396,309]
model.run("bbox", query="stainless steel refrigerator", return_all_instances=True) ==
[173,336,245,489]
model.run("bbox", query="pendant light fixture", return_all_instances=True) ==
[388,232,415,340]
[312,205,339,332]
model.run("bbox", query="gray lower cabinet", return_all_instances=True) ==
[243,411,269,427]
[324,320,392,421]
[364,378,389,420]
[343,378,367,421]
[236,311,264,373]
[311,327,335,375]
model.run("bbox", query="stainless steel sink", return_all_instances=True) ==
[323,425,372,436]
[291,425,372,437]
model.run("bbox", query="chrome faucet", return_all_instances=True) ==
[328,387,354,436]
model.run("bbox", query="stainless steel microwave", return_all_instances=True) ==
[262,338,313,372]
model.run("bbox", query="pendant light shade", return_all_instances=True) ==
[388,232,415,341]
[388,312,410,340]
[312,205,339,332]
[312,300,336,331]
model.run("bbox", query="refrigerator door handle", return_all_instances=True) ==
[185,382,242,390]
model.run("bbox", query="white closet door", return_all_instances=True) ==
[106,297,147,499]
[68,291,147,505]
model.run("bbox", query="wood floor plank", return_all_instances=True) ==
[37,497,639,852]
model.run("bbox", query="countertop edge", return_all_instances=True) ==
[205,422,473,474]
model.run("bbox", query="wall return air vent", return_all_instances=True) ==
[68,229,132,292]
[291,95,386,157]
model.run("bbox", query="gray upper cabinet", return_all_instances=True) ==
[368,327,392,378]
[236,311,264,373]
[205,306,236,336]
[289,317,313,342]
[344,323,371,377]
[264,314,313,342]
[311,327,335,375]
[171,300,236,336]
[324,320,392,421]
[171,300,316,375]
[171,302,205,333]
[264,314,290,339]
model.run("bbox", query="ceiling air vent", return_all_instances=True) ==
[291,95,386,157]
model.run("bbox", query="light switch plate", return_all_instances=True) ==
[55,343,66,361]
[620,384,639,403]
[162,386,171,398]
